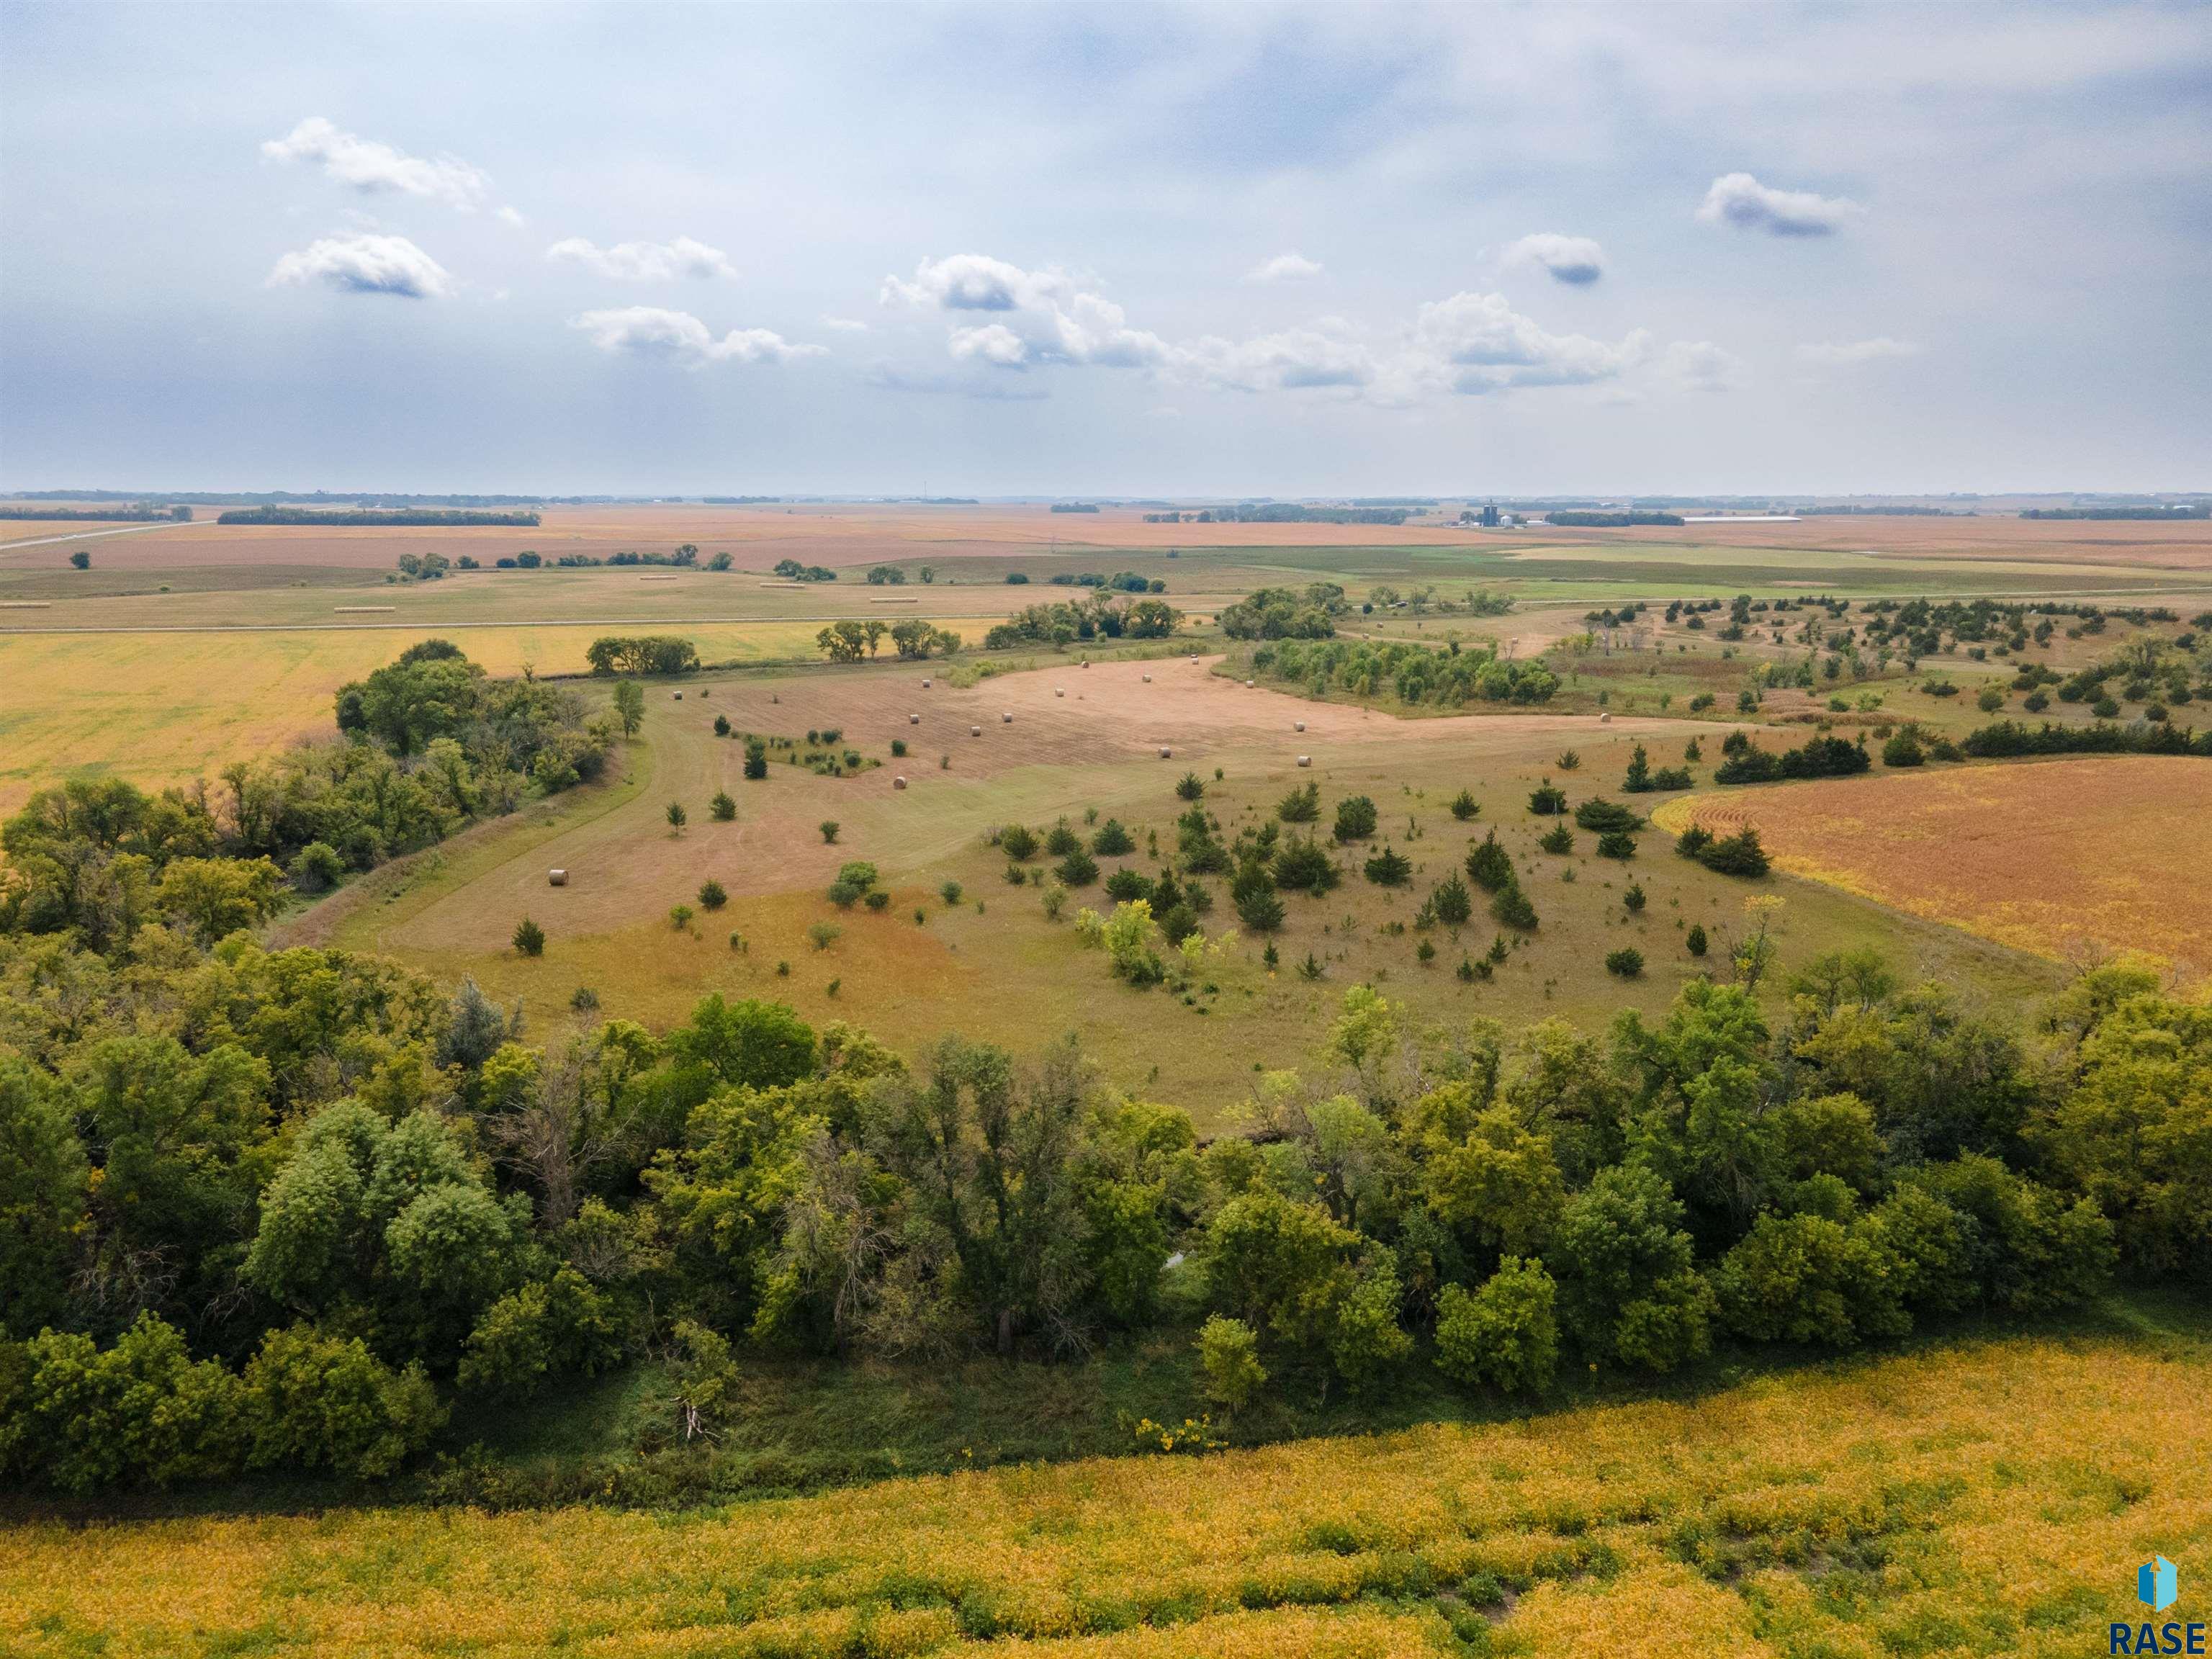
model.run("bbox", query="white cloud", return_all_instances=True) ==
[1503,233,1606,285]
[1187,323,1377,393]
[1656,340,1751,392]
[1797,336,1920,367]
[266,233,451,298]
[546,235,737,281]
[1696,172,1862,236]
[495,206,526,229]
[570,307,824,367]
[884,254,1172,369]
[1246,252,1324,283]
[1408,292,1648,394]
[261,117,490,213]
[821,315,871,332]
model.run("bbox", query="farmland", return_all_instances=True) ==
[7,1320,2208,1658]
[1654,756,2212,974]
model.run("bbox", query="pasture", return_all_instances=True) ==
[6,1323,2206,1658]
[282,652,2057,1120]
[1655,756,2212,976]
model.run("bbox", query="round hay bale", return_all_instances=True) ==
[1142,673,1151,683]
[548,868,568,886]
[1296,755,1311,768]
[971,724,982,737]
[1159,746,1172,759]
[922,678,932,688]
[909,714,921,725]
[673,691,684,700]
[1080,660,1089,668]
[1244,679,1254,688]
[1055,688,1064,698]
[1001,711,1014,723]
[1599,711,1613,724]
[893,776,908,791]
[1295,720,1306,732]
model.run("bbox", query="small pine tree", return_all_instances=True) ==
[743,737,768,780]
[1622,744,1654,793]
[819,820,840,845]
[698,880,727,909]
[1596,830,1637,861]
[1528,780,1568,815]
[709,791,737,821]
[1363,845,1412,886]
[1624,882,1647,913]
[1491,881,1539,932]
[1449,789,1480,821]
[513,917,546,957]
[1686,924,1709,957]
[1431,872,1473,927]
[1466,830,1515,891]
[1176,771,1205,801]
[1539,823,1574,855]
[1605,948,1645,978]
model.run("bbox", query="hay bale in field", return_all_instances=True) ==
[1142,673,1151,683]
[1002,711,1013,723]
[1295,720,1306,732]
[548,869,568,886]
[1159,746,1172,759]
[909,714,921,725]
[893,776,908,791]
[922,678,932,688]
[1055,688,1064,697]
[971,724,982,736]
[1296,755,1311,768]
[1599,711,1613,724]
[673,692,684,700]
[1244,679,1254,688]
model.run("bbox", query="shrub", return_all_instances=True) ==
[1596,830,1637,861]
[1196,1316,1267,1409]
[1333,795,1379,842]
[1000,823,1039,860]
[1573,798,1642,834]
[1605,948,1644,978]
[1465,830,1514,891]
[1713,1213,1910,1349]
[1104,868,1154,903]
[670,904,694,931]
[864,889,891,912]
[698,881,727,910]
[1045,819,1083,856]
[1276,781,1321,822]
[709,791,737,821]
[1686,924,1709,957]
[940,880,963,905]
[1528,781,1568,815]
[1449,789,1480,821]
[742,738,768,779]
[891,738,908,757]
[1491,882,1539,932]
[244,1324,444,1480]
[513,917,546,957]
[1624,882,1646,913]
[713,714,731,737]
[289,840,346,891]
[665,801,687,832]
[1882,731,1925,768]
[1431,872,1473,927]
[1271,835,1339,894]
[1056,848,1100,887]
[1363,845,1412,886]
[819,820,840,845]
[1539,823,1574,855]
[1976,685,2006,713]
[1177,771,1205,801]
[1697,827,1769,877]
[807,920,841,950]
[1434,1259,1560,1395]
[1092,818,1135,856]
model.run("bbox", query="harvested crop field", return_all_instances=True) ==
[4,1331,2205,1658]
[1654,756,2212,974]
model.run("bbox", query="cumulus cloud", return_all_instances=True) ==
[570,307,824,367]
[547,235,737,281]
[261,117,491,212]
[1797,336,1920,367]
[821,315,871,332]
[1245,252,1324,283]
[1656,340,1751,392]
[1408,292,1648,394]
[884,254,1173,369]
[1696,172,1862,236]
[1187,323,1377,393]
[267,233,451,298]
[1503,233,1606,285]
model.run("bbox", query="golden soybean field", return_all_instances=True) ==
[6,1334,2206,1658]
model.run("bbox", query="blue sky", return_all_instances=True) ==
[2,2,2207,496]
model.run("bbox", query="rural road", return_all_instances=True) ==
[0,518,202,550]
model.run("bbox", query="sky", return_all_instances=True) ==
[1,1,2208,498]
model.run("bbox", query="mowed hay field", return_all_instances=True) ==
[1654,757,2212,976]
[289,655,2058,1119]
[6,1332,2208,1658]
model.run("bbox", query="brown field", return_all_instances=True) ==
[1653,756,2212,974]
[1595,512,2212,574]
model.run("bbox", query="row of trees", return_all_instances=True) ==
[983,594,1179,648]
[7,915,2201,1492]
[1218,584,1346,641]
[1253,638,1560,708]
[585,636,702,675]
[814,619,963,662]
[2,644,613,952]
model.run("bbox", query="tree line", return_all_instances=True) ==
[1253,637,1560,709]
[215,507,542,526]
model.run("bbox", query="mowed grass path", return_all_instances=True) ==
[6,1330,2206,1658]
[1655,756,2212,979]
